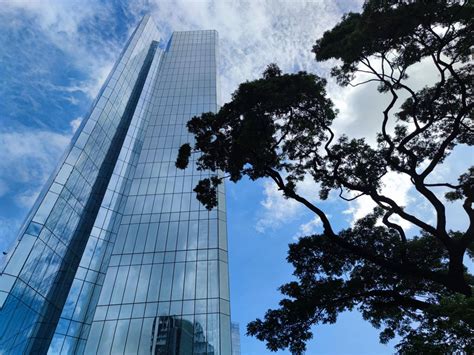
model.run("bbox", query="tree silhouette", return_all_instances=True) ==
[177,0,473,352]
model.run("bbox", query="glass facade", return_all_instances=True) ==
[0,16,231,354]
[231,322,241,355]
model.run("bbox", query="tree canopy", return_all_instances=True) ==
[176,0,473,353]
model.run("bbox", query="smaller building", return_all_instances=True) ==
[231,322,241,355]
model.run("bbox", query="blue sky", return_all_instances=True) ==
[0,1,471,354]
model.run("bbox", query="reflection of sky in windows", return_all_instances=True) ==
[0,17,231,354]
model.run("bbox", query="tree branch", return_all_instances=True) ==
[382,210,407,244]
[423,182,461,189]
[339,187,365,202]
[306,289,433,314]
[265,169,469,295]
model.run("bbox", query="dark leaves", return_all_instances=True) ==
[249,211,470,353]
[313,0,473,84]
[445,167,474,202]
[175,143,191,169]
[177,67,336,190]
[262,63,282,79]
[193,176,222,210]
[395,295,474,353]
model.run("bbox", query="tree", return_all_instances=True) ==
[176,0,473,353]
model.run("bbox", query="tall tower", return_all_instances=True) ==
[0,16,231,354]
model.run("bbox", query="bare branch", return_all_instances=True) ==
[339,187,365,202]
[423,182,461,189]
[382,210,407,244]
[349,78,380,87]
[370,191,439,238]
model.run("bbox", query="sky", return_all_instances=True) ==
[0,1,471,354]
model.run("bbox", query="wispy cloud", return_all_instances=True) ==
[343,172,414,230]
[292,216,322,241]
[330,56,443,145]
[0,0,126,131]
[256,180,302,233]
[69,117,83,133]
[140,1,363,102]
[0,216,21,254]
[256,176,320,233]
[0,127,72,207]
[0,125,72,251]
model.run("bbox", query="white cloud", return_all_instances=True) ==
[4,0,353,108]
[0,129,71,208]
[329,56,443,146]
[256,176,320,233]
[343,171,414,230]
[256,180,301,233]
[1,0,120,99]
[15,189,41,209]
[293,216,322,241]
[69,117,83,133]
[0,216,21,255]
[139,0,364,103]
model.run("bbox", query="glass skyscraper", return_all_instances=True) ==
[0,16,231,354]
